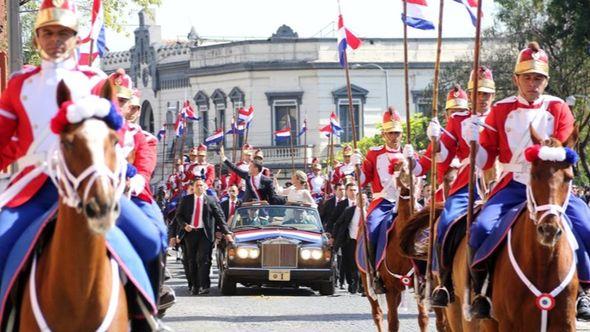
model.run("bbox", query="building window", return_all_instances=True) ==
[194,90,210,143]
[232,101,245,147]
[265,91,304,147]
[337,99,362,143]
[273,100,298,146]
[215,103,227,148]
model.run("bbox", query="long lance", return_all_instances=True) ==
[425,0,446,305]
[231,116,238,163]
[325,131,334,196]
[342,50,376,299]
[304,119,308,172]
[288,116,296,172]
[177,116,188,166]
[464,0,485,315]
[402,0,416,214]
[161,124,167,182]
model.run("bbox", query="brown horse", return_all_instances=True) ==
[489,129,579,331]
[19,81,129,331]
[359,160,445,332]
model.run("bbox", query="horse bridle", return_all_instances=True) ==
[526,180,572,227]
[46,141,126,212]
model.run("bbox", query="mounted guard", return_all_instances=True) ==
[467,42,590,321]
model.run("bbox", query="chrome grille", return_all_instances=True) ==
[261,242,298,268]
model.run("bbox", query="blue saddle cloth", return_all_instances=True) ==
[0,205,156,325]
[472,202,526,268]
[356,199,397,273]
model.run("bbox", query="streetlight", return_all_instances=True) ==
[352,63,390,109]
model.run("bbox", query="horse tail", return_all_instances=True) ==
[398,203,444,260]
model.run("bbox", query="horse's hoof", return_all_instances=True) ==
[470,295,492,319]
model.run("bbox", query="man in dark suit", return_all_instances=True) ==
[327,182,358,235]
[319,183,345,230]
[176,178,234,295]
[220,184,241,224]
[220,146,285,205]
[333,193,367,294]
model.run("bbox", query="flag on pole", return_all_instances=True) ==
[225,121,246,135]
[181,100,200,121]
[174,114,184,137]
[320,124,333,138]
[78,0,107,66]
[275,127,292,142]
[157,126,166,141]
[401,0,435,30]
[453,0,479,27]
[238,106,254,124]
[205,128,224,145]
[329,112,343,133]
[337,14,362,68]
[298,119,307,137]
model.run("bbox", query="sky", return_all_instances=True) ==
[106,0,498,52]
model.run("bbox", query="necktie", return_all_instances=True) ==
[193,196,202,228]
[230,201,235,217]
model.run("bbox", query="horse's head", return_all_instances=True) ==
[50,81,125,234]
[525,126,579,247]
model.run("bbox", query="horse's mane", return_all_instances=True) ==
[398,203,444,260]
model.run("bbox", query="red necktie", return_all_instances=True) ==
[230,201,235,217]
[193,196,202,228]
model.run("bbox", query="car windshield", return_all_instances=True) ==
[231,206,323,232]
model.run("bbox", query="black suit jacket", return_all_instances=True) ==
[333,205,357,249]
[327,198,351,234]
[175,194,231,242]
[319,196,337,228]
[220,198,242,223]
[224,160,285,205]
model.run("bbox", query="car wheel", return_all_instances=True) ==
[220,268,237,295]
[319,280,335,296]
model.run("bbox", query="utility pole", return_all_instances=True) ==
[7,0,22,73]
[1,0,8,92]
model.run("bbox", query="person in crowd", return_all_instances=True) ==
[175,178,234,295]
[220,146,285,205]
[273,170,317,207]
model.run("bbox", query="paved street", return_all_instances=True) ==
[161,252,435,332]
[161,252,590,332]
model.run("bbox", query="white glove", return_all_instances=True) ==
[403,144,414,159]
[350,153,363,166]
[463,116,481,142]
[128,175,146,196]
[426,118,441,140]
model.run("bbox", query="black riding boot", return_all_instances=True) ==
[577,284,590,321]
[431,267,455,307]
[469,268,492,319]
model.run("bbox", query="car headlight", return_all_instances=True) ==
[236,246,259,259]
[300,247,323,260]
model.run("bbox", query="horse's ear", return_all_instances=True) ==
[563,126,579,148]
[100,79,115,101]
[529,124,544,145]
[56,80,72,106]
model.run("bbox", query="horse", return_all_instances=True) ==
[489,128,579,331]
[359,160,446,332]
[18,81,129,331]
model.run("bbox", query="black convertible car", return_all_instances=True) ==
[216,202,335,295]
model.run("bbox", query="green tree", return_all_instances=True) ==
[20,0,162,65]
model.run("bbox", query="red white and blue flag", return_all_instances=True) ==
[298,119,307,137]
[174,114,184,137]
[275,127,292,142]
[156,126,166,141]
[453,0,479,27]
[330,112,343,133]
[401,0,435,30]
[225,120,246,135]
[205,128,224,145]
[337,14,362,68]
[238,106,254,124]
[181,100,200,121]
[78,0,107,66]
[320,124,333,138]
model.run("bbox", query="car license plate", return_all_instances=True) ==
[268,270,290,281]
